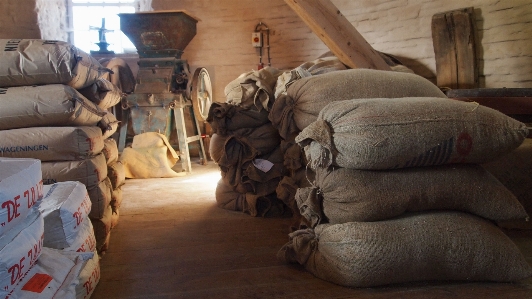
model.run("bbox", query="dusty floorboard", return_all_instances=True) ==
[91,162,532,299]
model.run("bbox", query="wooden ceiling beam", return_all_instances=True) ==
[284,0,391,70]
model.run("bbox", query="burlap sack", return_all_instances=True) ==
[216,179,290,218]
[238,147,285,196]
[483,138,532,229]
[274,55,347,98]
[102,138,119,165]
[269,68,447,141]
[296,97,529,170]
[282,140,306,173]
[224,66,283,111]
[107,161,125,189]
[0,84,106,130]
[0,39,108,89]
[278,211,532,287]
[41,153,107,189]
[120,132,184,179]
[0,126,104,161]
[215,179,248,212]
[78,78,123,110]
[207,102,270,136]
[87,177,112,220]
[297,164,528,227]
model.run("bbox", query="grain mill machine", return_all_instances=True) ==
[118,10,211,172]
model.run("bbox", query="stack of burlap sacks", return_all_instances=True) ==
[271,67,532,287]
[0,39,128,254]
[0,158,99,298]
[209,66,290,217]
[217,53,532,286]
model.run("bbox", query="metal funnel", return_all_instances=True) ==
[119,10,199,57]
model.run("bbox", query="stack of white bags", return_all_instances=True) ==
[0,157,100,298]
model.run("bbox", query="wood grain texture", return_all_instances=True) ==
[90,162,532,299]
[432,7,478,89]
[283,0,390,70]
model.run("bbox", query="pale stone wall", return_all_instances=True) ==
[35,0,68,41]
[153,0,532,102]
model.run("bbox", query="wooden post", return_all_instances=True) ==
[284,0,390,70]
[432,7,478,89]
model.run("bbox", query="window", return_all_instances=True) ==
[66,0,152,54]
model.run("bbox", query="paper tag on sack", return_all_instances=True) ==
[253,159,274,172]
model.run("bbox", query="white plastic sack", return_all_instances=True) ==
[0,158,43,238]
[6,248,93,299]
[0,209,44,297]
[40,182,92,249]
[63,218,97,254]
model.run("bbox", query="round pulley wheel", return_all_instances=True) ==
[190,67,212,122]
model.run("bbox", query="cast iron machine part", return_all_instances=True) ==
[118,11,212,173]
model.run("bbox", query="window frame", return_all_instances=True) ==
[65,0,141,53]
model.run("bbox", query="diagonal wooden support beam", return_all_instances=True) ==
[284,0,390,70]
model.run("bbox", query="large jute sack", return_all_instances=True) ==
[218,141,283,192]
[297,164,527,227]
[274,55,347,98]
[482,138,532,229]
[120,132,183,179]
[41,153,107,189]
[0,126,104,161]
[278,211,532,287]
[269,68,446,141]
[207,102,271,136]
[215,179,290,217]
[296,97,529,170]
[210,123,281,168]
[78,78,123,110]
[224,66,283,111]
[0,39,108,89]
[0,84,107,130]
[215,179,248,212]
[282,140,306,172]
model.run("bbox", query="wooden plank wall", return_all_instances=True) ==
[153,0,532,103]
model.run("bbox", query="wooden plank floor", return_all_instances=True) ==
[91,162,532,299]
